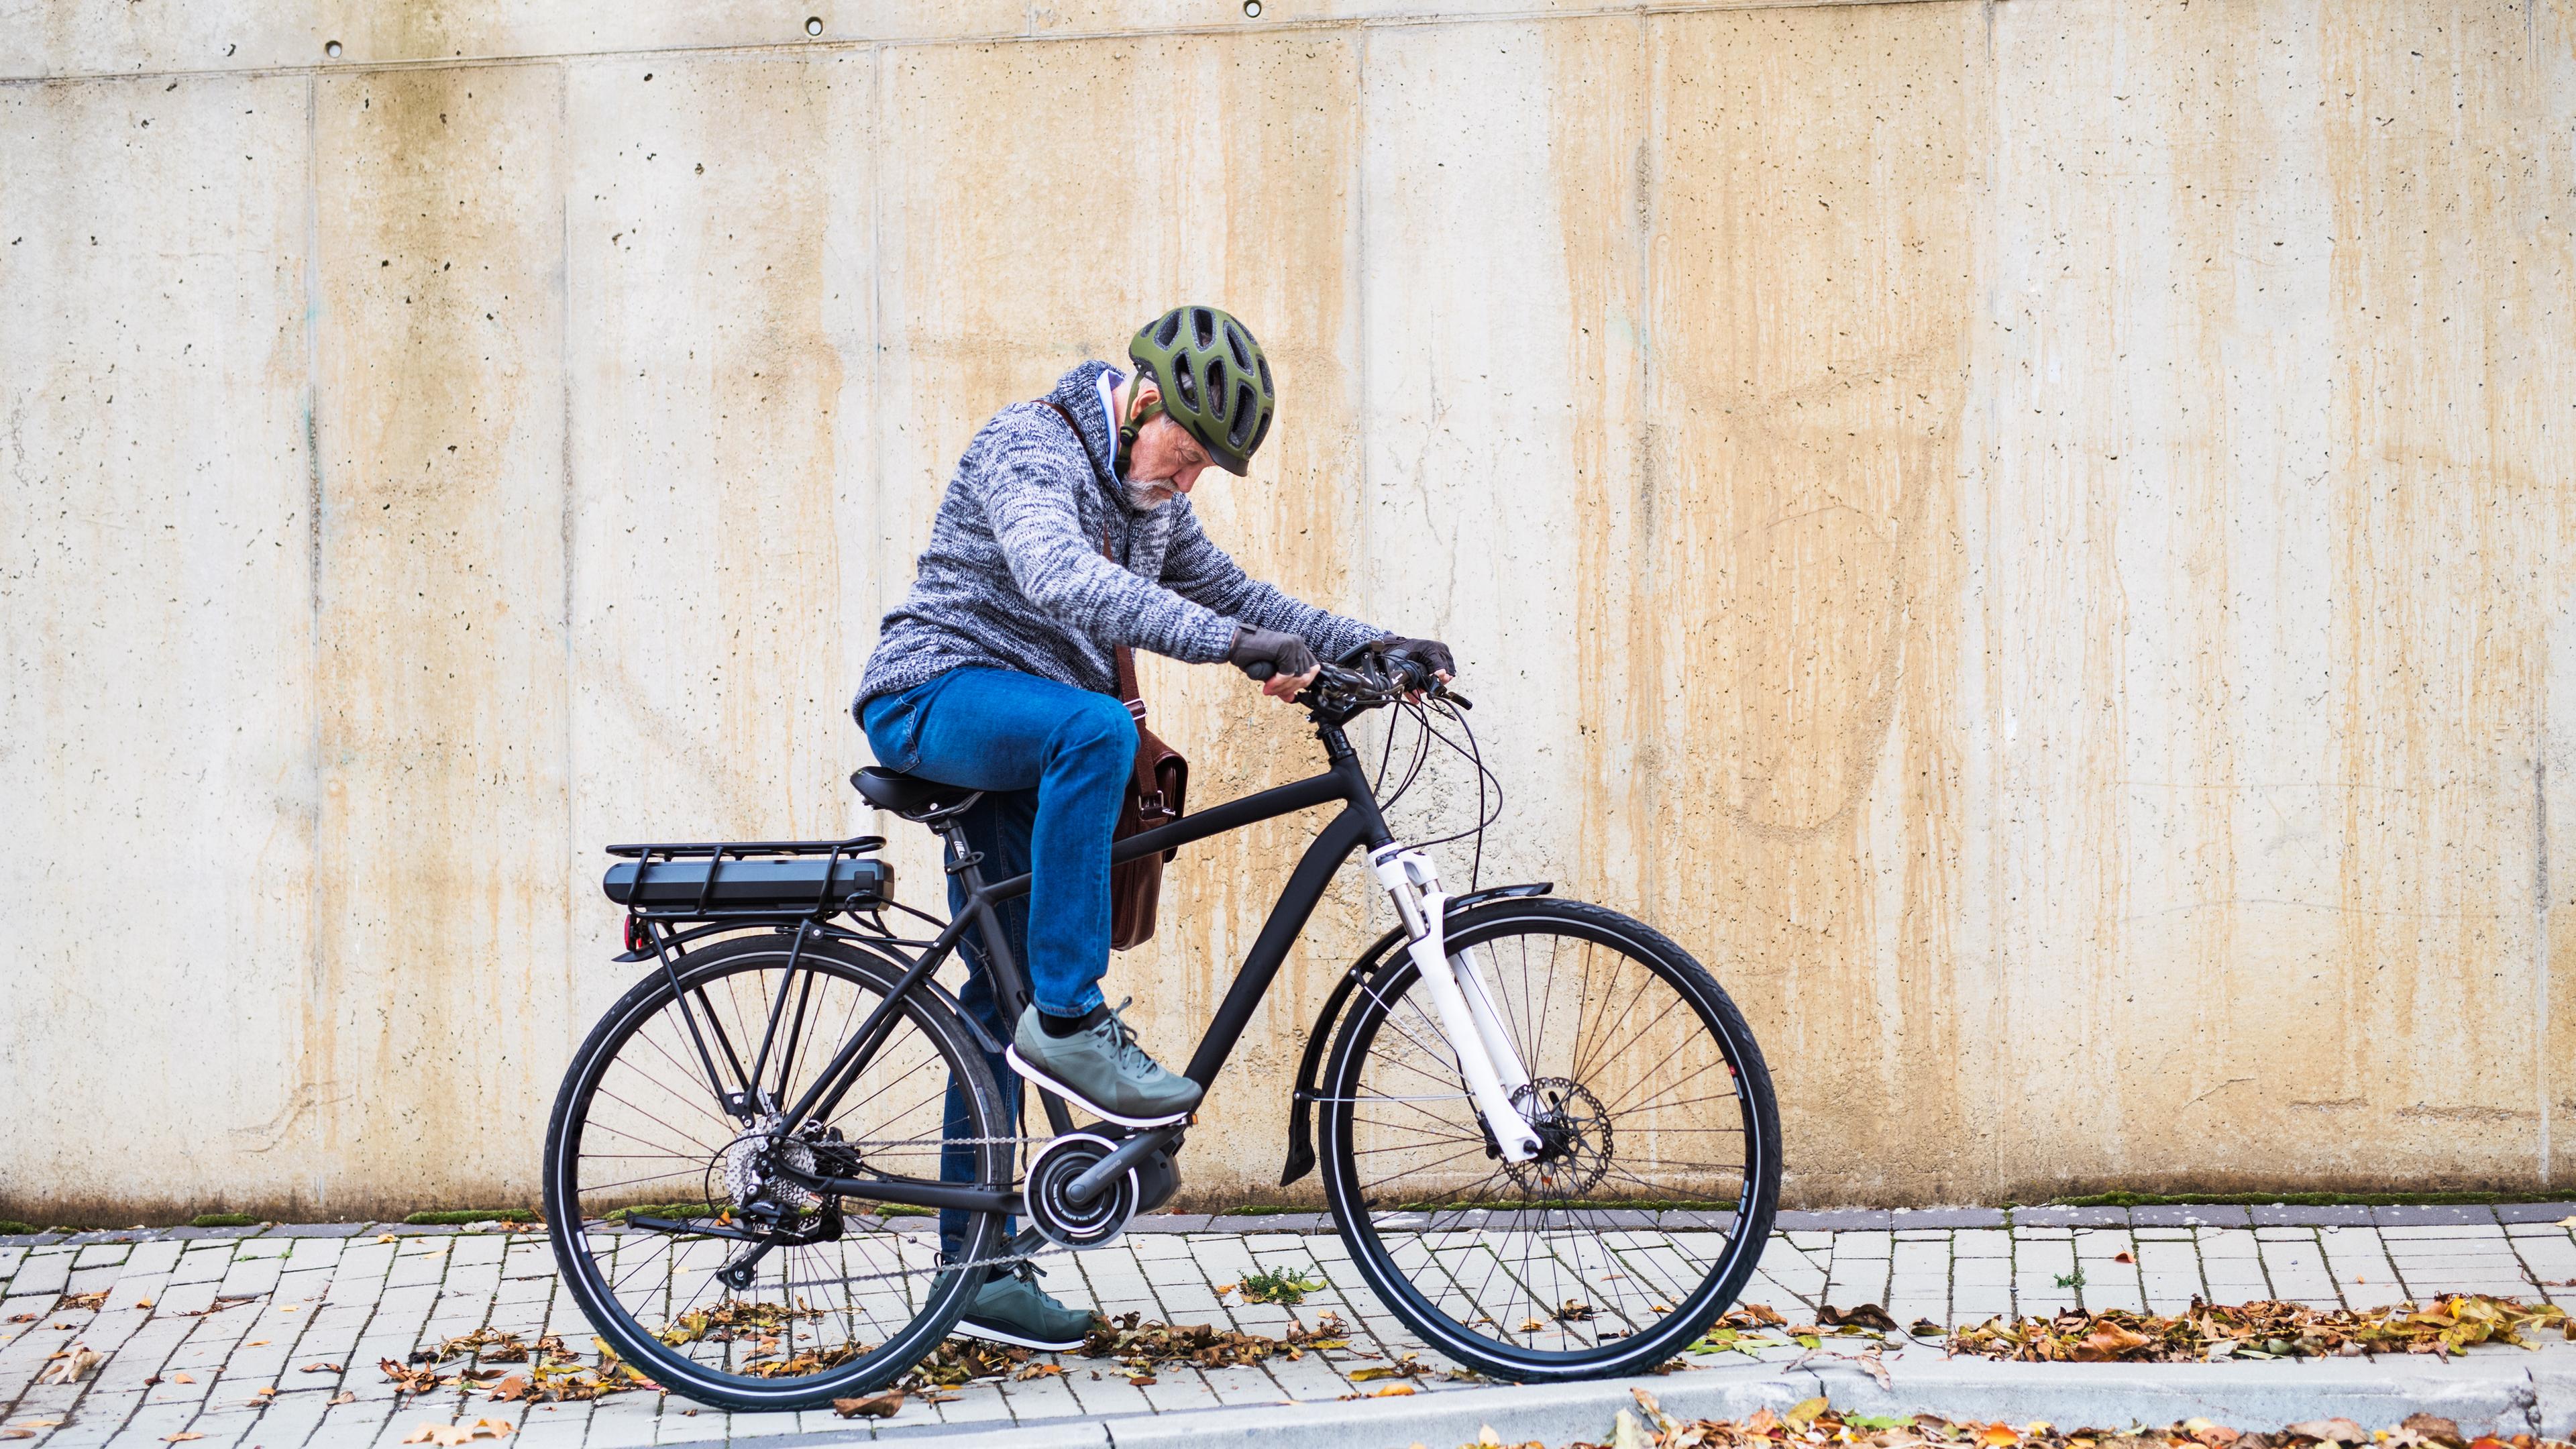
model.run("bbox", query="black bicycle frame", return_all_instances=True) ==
[771,720,1398,1216]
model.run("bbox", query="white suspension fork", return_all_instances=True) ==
[1370,844,1542,1163]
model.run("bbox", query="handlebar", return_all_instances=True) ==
[1244,654,1469,712]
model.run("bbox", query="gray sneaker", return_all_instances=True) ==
[1006,1000,1205,1126]
[956,1264,1094,1352]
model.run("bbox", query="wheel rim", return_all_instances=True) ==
[547,943,1004,1399]
[1324,912,1771,1368]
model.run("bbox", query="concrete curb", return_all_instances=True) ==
[729,1364,1805,1448]
[735,1346,2576,1448]
[1809,1352,2561,1439]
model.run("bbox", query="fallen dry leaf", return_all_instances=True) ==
[830,1390,905,1419]
[170,1373,195,1385]
[58,1292,107,1311]
[133,1298,154,1309]
[36,1348,103,1385]
[301,1362,343,1373]
[329,1391,356,1406]
[379,1234,399,1244]
[2114,1250,2135,1265]
[247,1339,268,1347]
[1950,1293,2569,1363]
[1368,1384,1416,1397]
[2400,1414,2465,1447]
[0,1432,32,1442]
[1816,1303,1900,1332]
[162,1436,203,1444]
[2286,1421,2369,1445]
[398,1419,514,1446]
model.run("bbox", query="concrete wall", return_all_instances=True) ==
[4,0,2572,1221]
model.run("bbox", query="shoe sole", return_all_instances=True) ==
[1003,1046,1199,1128]
[951,1317,1089,1353]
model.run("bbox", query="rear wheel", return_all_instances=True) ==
[1318,898,1780,1381]
[542,933,1010,1410]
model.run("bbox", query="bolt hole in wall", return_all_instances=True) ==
[1243,0,1263,16]
[805,16,823,36]
[323,39,342,58]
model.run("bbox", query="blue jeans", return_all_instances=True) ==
[859,667,1137,1258]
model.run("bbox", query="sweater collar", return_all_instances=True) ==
[1046,361,1123,501]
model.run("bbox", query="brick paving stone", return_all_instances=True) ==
[2251,1205,2371,1227]
[2374,1204,2496,1226]
[2015,1208,2127,1228]
[2133,1205,2251,1227]
[13,1216,2576,1445]
[2496,1202,2576,1224]
[1886,1209,2006,1229]
[10,1256,72,1299]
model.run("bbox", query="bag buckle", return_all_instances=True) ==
[1123,696,1148,721]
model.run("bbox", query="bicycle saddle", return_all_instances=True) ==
[850,766,982,821]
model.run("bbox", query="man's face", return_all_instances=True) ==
[1124,387,1212,501]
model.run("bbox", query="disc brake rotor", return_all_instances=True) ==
[1501,1077,1612,1198]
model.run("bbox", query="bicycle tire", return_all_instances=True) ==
[543,933,1011,1410]
[1318,897,1781,1381]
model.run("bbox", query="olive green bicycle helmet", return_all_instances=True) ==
[1125,305,1276,475]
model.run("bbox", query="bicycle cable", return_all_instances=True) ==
[1364,689,1505,891]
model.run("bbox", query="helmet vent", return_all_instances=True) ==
[1229,386,1256,448]
[1206,358,1230,417]
[1191,307,1216,347]
[1156,312,1183,347]
[1225,322,1252,369]
[1173,352,1197,405]
[1256,355,1272,395]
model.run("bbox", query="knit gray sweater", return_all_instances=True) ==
[855,362,1385,714]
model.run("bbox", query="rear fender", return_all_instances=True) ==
[1277,881,1552,1187]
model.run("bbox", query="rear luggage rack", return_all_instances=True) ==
[603,836,892,924]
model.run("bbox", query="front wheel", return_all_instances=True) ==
[1318,898,1780,1381]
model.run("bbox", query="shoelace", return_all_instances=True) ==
[1097,998,1164,1077]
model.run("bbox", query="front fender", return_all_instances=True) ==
[1277,881,1552,1187]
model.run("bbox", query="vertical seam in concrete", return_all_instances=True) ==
[1633,5,1660,914]
[2541,693,2553,1187]
[558,59,578,1023]
[301,66,329,1214]
[1352,25,1373,661]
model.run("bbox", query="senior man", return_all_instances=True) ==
[852,306,1452,1348]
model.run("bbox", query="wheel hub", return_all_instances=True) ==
[1501,1078,1611,1197]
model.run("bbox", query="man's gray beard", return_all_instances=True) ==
[1123,478,1177,511]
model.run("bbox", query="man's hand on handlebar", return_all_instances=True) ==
[1364,635,1455,700]
[1230,626,1320,702]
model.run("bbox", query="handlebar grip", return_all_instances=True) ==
[1244,661,1277,682]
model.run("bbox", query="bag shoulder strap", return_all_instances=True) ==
[1034,398,1113,488]
[1032,397,1146,716]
